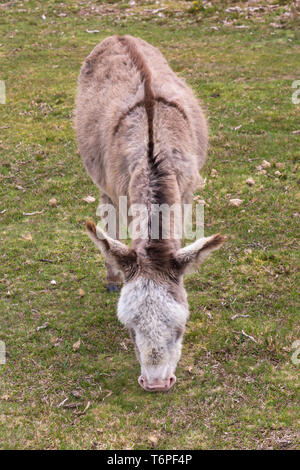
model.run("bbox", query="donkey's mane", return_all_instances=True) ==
[118,35,155,164]
[117,35,181,270]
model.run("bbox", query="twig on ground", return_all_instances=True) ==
[36,322,49,332]
[57,397,68,408]
[76,401,91,416]
[102,391,113,401]
[231,314,250,320]
[233,329,258,343]
[62,402,82,409]
[23,210,44,216]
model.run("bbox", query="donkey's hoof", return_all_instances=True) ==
[107,284,120,293]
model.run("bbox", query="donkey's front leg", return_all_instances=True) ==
[105,261,122,293]
[101,193,123,293]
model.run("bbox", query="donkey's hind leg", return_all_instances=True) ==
[101,193,123,293]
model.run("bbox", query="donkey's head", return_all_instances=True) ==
[86,220,225,392]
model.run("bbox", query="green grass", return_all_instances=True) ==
[0,0,299,450]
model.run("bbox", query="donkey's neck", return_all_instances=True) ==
[128,156,182,262]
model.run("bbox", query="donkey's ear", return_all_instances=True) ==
[174,233,226,274]
[86,219,137,272]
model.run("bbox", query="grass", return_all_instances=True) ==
[0,0,299,450]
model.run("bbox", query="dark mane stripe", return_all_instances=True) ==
[113,97,188,137]
[117,36,180,267]
[116,36,182,205]
[156,97,188,122]
[117,35,155,166]
[113,100,145,136]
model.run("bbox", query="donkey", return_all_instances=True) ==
[75,35,225,392]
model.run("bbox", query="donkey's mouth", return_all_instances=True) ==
[138,375,176,392]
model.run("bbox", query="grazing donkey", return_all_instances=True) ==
[75,35,225,392]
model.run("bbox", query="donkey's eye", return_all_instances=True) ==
[129,328,136,342]
[175,327,183,342]
[167,328,183,348]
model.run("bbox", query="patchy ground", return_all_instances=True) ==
[0,0,299,450]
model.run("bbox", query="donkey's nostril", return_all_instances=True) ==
[138,375,147,389]
[168,375,176,389]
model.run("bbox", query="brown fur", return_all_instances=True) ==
[86,219,96,235]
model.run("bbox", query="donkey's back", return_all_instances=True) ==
[75,35,207,204]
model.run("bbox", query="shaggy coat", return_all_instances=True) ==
[75,35,225,391]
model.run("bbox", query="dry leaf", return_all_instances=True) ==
[1,394,9,401]
[246,177,255,186]
[83,196,96,203]
[49,197,57,206]
[73,339,81,351]
[148,434,158,445]
[229,198,243,207]
[21,233,32,241]
[78,288,85,297]
[211,168,218,178]
[275,163,285,170]
[193,196,206,205]
[50,279,56,285]
[261,160,271,169]
[270,22,283,28]
[274,170,281,177]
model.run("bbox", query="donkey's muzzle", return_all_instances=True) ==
[138,375,176,392]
